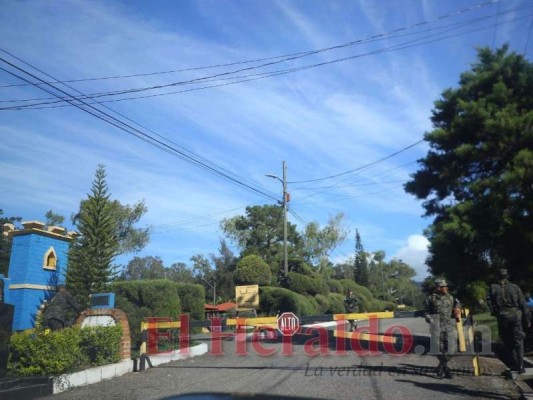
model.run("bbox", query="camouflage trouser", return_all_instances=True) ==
[498,310,525,371]
[429,322,458,359]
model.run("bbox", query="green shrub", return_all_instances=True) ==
[355,285,373,301]
[111,280,181,349]
[287,272,314,295]
[288,258,314,275]
[338,279,358,294]
[328,279,343,294]
[287,272,329,296]
[79,325,122,366]
[176,283,205,320]
[259,287,318,315]
[9,328,85,376]
[298,295,318,315]
[8,325,122,376]
[314,294,331,314]
[337,279,373,311]
[234,255,272,285]
[326,293,346,314]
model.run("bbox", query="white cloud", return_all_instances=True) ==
[393,234,430,280]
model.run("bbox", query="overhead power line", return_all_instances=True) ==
[3,1,526,111]
[0,0,500,90]
[289,140,424,184]
[4,7,532,112]
[0,53,279,203]
[150,206,246,233]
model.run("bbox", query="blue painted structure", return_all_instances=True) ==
[90,293,115,309]
[5,222,73,331]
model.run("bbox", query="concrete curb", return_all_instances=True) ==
[145,343,208,367]
[53,343,208,393]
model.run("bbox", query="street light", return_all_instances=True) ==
[201,278,216,305]
[266,160,288,278]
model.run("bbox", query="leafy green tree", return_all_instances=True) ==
[44,210,65,227]
[354,229,369,286]
[108,200,149,255]
[211,239,236,302]
[233,255,271,286]
[67,165,120,307]
[166,262,195,284]
[405,46,533,288]
[384,259,417,305]
[191,254,214,282]
[73,199,149,256]
[220,205,302,271]
[367,250,386,298]
[0,209,22,276]
[332,260,355,280]
[119,256,165,280]
[190,253,217,302]
[302,213,348,271]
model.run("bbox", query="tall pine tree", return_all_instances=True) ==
[405,46,533,287]
[67,165,118,307]
[353,229,369,287]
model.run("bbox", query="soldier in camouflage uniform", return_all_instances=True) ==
[344,290,359,332]
[42,284,81,331]
[424,279,461,379]
[488,269,531,374]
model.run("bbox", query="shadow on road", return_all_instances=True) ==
[395,379,511,400]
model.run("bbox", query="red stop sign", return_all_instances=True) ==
[277,312,300,336]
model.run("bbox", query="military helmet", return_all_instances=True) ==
[436,279,448,287]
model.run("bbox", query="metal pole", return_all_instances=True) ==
[380,260,385,297]
[202,278,216,305]
[282,161,288,278]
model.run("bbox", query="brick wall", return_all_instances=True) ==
[76,308,131,360]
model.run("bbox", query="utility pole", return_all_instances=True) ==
[266,161,289,278]
[380,259,385,298]
[282,160,288,278]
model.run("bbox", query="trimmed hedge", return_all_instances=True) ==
[314,294,330,314]
[286,272,329,296]
[338,279,376,312]
[111,280,181,348]
[326,293,346,314]
[79,325,122,366]
[176,283,205,320]
[327,279,344,294]
[8,325,122,376]
[259,286,318,315]
[234,255,272,285]
[288,258,314,275]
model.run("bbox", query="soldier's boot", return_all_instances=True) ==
[435,361,445,378]
[444,366,453,379]
[511,346,525,373]
[517,346,525,374]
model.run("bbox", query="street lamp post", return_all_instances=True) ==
[266,161,288,278]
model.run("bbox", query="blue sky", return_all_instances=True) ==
[1,0,532,280]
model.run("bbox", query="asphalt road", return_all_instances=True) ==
[41,318,523,400]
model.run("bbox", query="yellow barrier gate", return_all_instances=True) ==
[137,310,482,375]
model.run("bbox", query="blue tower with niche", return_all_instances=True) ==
[3,221,76,331]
